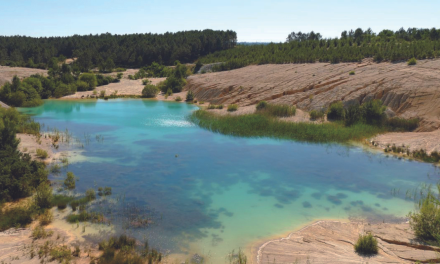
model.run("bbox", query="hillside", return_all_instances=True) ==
[186,58,440,132]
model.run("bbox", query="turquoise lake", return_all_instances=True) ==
[19,99,439,262]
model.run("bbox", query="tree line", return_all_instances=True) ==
[0,30,237,70]
[199,27,440,71]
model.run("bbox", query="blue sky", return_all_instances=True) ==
[1,0,439,42]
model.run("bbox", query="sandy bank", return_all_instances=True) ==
[0,66,47,87]
[255,220,439,264]
[17,133,65,164]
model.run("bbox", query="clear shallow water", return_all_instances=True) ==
[19,99,439,262]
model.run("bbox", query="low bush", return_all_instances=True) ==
[32,226,53,239]
[142,84,159,98]
[0,206,33,231]
[256,103,296,117]
[354,233,378,255]
[408,57,417,65]
[51,194,74,208]
[256,101,268,110]
[39,209,53,226]
[142,79,151,85]
[186,91,195,101]
[36,149,48,159]
[386,117,419,132]
[227,104,238,112]
[99,90,106,98]
[309,110,325,120]
[34,182,53,209]
[327,101,345,121]
[66,211,104,223]
[349,71,355,75]
[49,245,72,263]
[175,96,182,102]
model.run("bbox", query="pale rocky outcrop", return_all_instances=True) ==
[257,221,440,264]
[186,59,440,132]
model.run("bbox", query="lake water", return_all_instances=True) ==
[19,99,439,263]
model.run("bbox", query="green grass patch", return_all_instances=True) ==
[227,104,238,112]
[189,110,385,143]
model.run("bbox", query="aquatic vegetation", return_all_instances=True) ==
[51,194,75,208]
[86,188,96,201]
[98,187,112,196]
[36,148,48,159]
[354,233,378,255]
[66,211,105,223]
[228,248,247,264]
[64,171,76,190]
[227,104,238,112]
[190,110,385,143]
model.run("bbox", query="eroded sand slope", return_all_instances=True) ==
[0,66,47,87]
[186,59,440,132]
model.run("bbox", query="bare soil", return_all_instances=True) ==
[0,66,47,87]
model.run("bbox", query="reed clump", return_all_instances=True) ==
[256,101,296,117]
[190,110,385,143]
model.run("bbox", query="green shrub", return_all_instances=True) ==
[208,104,216,109]
[354,233,378,255]
[186,91,195,101]
[76,80,89,91]
[32,226,53,239]
[310,110,325,120]
[408,57,417,65]
[142,79,151,85]
[34,182,53,209]
[63,172,76,190]
[128,75,135,80]
[66,211,104,223]
[36,149,48,159]
[227,104,238,112]
[79,73,97,90]
[175,96,182,102]
[344,104,363,126]
[49,245,72,263]
[363,99,386,125]
[257,103,296,117]
[386,118,419,132]
[142,84,159,98]
[116,73,123,80]
[327,101,345,121]
[0,206,33,231]
[100,90,106,98]
[217,104,224,109]
[51,194,74,208]
[408,185,440,241]
[39,209,53,226]
[349,71,355,75]
[256,101,268,110]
